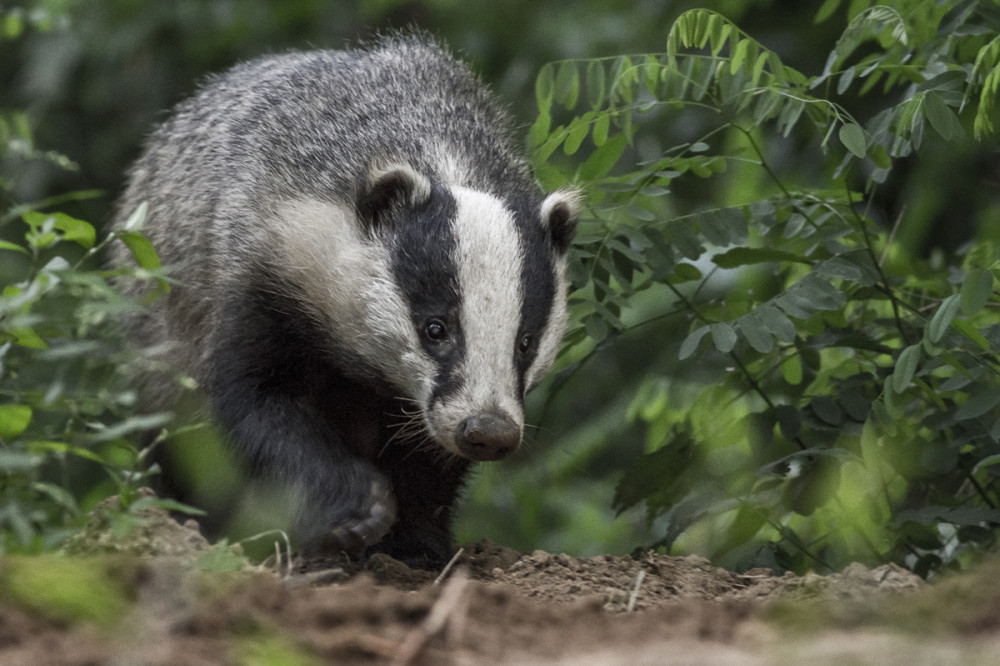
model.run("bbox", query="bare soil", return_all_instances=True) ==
[2,493,1000,665]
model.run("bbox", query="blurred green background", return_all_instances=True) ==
[3,0,996,562]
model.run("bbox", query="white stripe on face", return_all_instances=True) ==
[425,187,526,453]
[524,251,568,390]
[270,198,436,400]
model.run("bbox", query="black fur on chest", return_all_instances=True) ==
[162,269,470,565]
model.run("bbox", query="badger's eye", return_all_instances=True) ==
[424,319,449,342]
[517,333,533,354]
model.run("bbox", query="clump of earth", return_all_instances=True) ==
[3,491,999,665]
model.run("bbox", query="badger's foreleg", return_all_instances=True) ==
[205,288,397,554]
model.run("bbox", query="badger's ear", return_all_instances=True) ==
[358,163,432,230]
[540,189,581,254]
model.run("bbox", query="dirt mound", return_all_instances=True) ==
[3,493,999,665]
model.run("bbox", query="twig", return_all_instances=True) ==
[393,570,470,666]
[283,568,347,589]
[433,546,465,586]
[627,569,647,613]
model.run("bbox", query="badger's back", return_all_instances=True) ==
[111,36,538,393]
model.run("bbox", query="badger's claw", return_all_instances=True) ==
[325,479,396,554]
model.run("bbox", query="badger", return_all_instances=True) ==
[108,35,578,565]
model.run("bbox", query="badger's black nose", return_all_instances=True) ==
[456,413,521,461]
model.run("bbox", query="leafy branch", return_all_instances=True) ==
[540,3,1000,576]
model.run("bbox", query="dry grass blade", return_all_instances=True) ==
[434,547,465,586]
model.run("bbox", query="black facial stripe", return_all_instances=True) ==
[389,183,465,404]
[511,193,557,396]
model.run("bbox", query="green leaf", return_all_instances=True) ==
[837,65,855,95]
[751,50,769,86]
[627,206,656,222]
[975,453,1000,472]
[960,268,993,317]
[528,112,551,149]
[592,112,610,147]
[748,200,776,226]
[775,292,813,320]
[838,122,866,158]
[0,240,30,256]
[917,70,966,93]
[951,319,990,351]
[710,20,732,57]
[667,220,702,259]
[0,404,32,440]
[644,54,661,96]
[32,482,79,514]
[954,389,1000,421]
[679,325,710,360]
[555,61,580,109]
[584,313,608,343]
[974,62,1000,139]
[817,257,864,281]
[710,322,737,353]
[926,294,960,343]
[26,440,105,464]
[892,344,921,393]
[757,304,796,343]
[739,314,773,353]
[782,354,803,385]
[87,413,173,443]
[670,263,702,283]
[730,38,750,76]
[22,211,95,249]
[815,0,842,23]
[121,201,148,231]
[563,116,591,155]
[579,133,626,181]
[698,211,732,246]
[586,60,607,110]
[712,247,807,269]
[11,328,48,350]
[811,396,842,426]
[118,231,162,270]
[923,91,964,141]
[536,62,555,113]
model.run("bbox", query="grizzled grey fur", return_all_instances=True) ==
[110,34,578,565]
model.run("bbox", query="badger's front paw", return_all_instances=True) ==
[319,477,397,554]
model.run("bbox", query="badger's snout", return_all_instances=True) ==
[456,412,521,461]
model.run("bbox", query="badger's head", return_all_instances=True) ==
[275,163,578,462]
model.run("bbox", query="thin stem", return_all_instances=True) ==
[842,182,909,345]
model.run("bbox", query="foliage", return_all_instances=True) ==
[0,3,179,553]
[0,195,175,552]
[534,2,1000,576]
